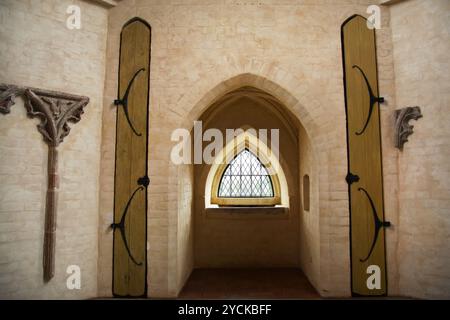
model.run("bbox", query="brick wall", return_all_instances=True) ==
[3,0,447,300]
[390,0,450,299]
[99,0,397,298]
[0,0,108,298]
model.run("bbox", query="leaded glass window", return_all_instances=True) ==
[218,149,274,198]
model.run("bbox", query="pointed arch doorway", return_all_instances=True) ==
[182,86,319,298]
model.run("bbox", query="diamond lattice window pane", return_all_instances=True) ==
[230,157,240,175]
[260,162,270,176]
[218,175,231,197]
[230,176,241,197]
[241,176,252,197]
[223,164,232,176]
[218,149,274,198]
[251,176,262,197]
[261,175,273,197]
[251,157,261,175]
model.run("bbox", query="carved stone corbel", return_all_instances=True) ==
[394,106,422,150]
[0,83,89,282]
[0,84,25,114]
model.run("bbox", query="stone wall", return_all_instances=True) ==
[0,0,108,298]
[175,164,194,295]
[298,123,320,290]
[389,0,450,299]
[0,0,447,300]
[99,0,400,298]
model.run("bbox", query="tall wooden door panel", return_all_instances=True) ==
[113,18,150,297]
[341,15,390,296]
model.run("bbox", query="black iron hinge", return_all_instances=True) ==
[346,172,360,185]
[137,175,150,188]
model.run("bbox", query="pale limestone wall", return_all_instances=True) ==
[176,164,194,295]
[377,2,401,297]
[0,0,108,298]
[298,124,320,290]
[389,0,450,299]
[6,0,450,300]
[98,0,401,298]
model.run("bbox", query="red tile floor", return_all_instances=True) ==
[178,268,321,299]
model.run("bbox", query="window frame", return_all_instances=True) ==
[211,140,281,207]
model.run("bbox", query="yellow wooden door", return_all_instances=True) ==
[113,18,151,297]
[342,15,390,296]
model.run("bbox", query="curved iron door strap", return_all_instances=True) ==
[111,185,144,266]
[358,187,390,262]
[114,68,145,136]
[352,65,384,135]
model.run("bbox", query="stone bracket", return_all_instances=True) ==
[394,106,422,150]
[0,83,89,282]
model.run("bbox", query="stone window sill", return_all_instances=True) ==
[204,207,289,220]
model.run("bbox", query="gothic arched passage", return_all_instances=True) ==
[191,86,312,272]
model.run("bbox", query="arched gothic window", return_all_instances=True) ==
[218,149,274,198]
[211,146,281,207]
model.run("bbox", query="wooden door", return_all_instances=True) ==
[341,15,390,296]
[112,18,151,297]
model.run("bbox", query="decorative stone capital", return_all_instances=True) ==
[23,87,89,147]
[394,106,422,150]
[0,84,89,146]
[0,83,89,282]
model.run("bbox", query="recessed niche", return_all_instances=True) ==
[303,174,310,212]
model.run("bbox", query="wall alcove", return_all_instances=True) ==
[190,86,317,275]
